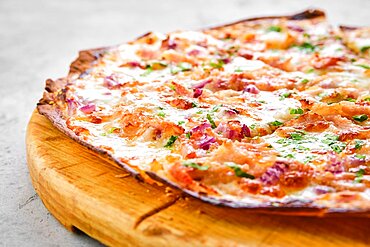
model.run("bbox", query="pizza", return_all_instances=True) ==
[38,9,370,215]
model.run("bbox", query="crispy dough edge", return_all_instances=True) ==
[36,9,370,216]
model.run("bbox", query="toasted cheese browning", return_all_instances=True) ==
[39,10,370,213]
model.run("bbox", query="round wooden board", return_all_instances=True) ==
[26,111,370,247]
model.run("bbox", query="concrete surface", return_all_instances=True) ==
[0,0,369,246]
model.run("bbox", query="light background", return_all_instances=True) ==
[0,0,369,245]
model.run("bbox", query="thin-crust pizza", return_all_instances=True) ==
[38,9,370,216]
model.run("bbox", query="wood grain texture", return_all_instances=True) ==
[26,111,370,246]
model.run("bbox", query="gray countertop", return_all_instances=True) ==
[1,0,369,246]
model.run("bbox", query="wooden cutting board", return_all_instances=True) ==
[26,110,370,246]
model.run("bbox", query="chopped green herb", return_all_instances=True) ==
[279,92,291,100]
[178,62,192,71]
[249,123,257,129]
[355,64,370,70]
[354,168,365,183]
[364,97,370,102]
[360,46,370,53]
[171,62,192,74]
[290,108,304,115]
[269,120,283,126]
[267,144,273,148]
[225,163,255,179]
[183,162,209,171]
[301,78,309,84]
[303,155,316,164]
[158,111,166,118]
[284,153,295,159]
[267,26,282,32]
[164,135,178,148]
[191,102,198,108]
[169,84,176,91]
[306,68,315,73]
[296,42,316,52]
[290,132,304,140]
[211,104,222,112]
[206,114,217,129]
[355,154,366,160]
[257,100,267,104]
[209,60,224,69]
[330,143,346,154]
[303,33,310,38]
[178,121,185,125]
[355,140,365,150]
[318,92,329,99]
[353,114,368,122]
[108,127,119,134]
[345,98,356,102]
[196,110,203,114]
[140,67,153,76]
[185,132,191,139]
[234,67,244,72]
[296,145,310,151]
[322,134,346,154]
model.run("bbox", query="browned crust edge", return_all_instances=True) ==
[36,9,370,216]
[206,8,326,30]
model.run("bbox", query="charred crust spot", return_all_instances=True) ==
[289,9,325,20]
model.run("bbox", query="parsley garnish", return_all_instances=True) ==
[225,163,255,179]
[185,132,191,139]
[353,114,368,122]
[290,108,304,115]
[211,104,222,112]
[364,97,370,102]
[354,169,365,183]
[209,60,224,69]
[158,111,166,118]
[360,46,370,53]
[290,132,304,140]
[322,134,346,154]
[178,121,185,125]
[269,120,283,126]
[267,26,282,32]
[306,68,315,73]
[249,123,257,129]
[279,92,291,100]
[171,62,192,74]
[108,127,119,134]
[345,98,356,102]
[164,135,178,148]
[206,114,217,129]
[284,154,295,159]
[234,67,244,72]
[355,140,365,150]
[355,154,366,160]
[183,162,209,171]
[140,66,153,76]
[296,42,316,52]
[355,64,370,70]
[301,78,309,84]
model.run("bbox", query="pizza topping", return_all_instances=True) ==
[353,114,368,122]
[79,104,96,114]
